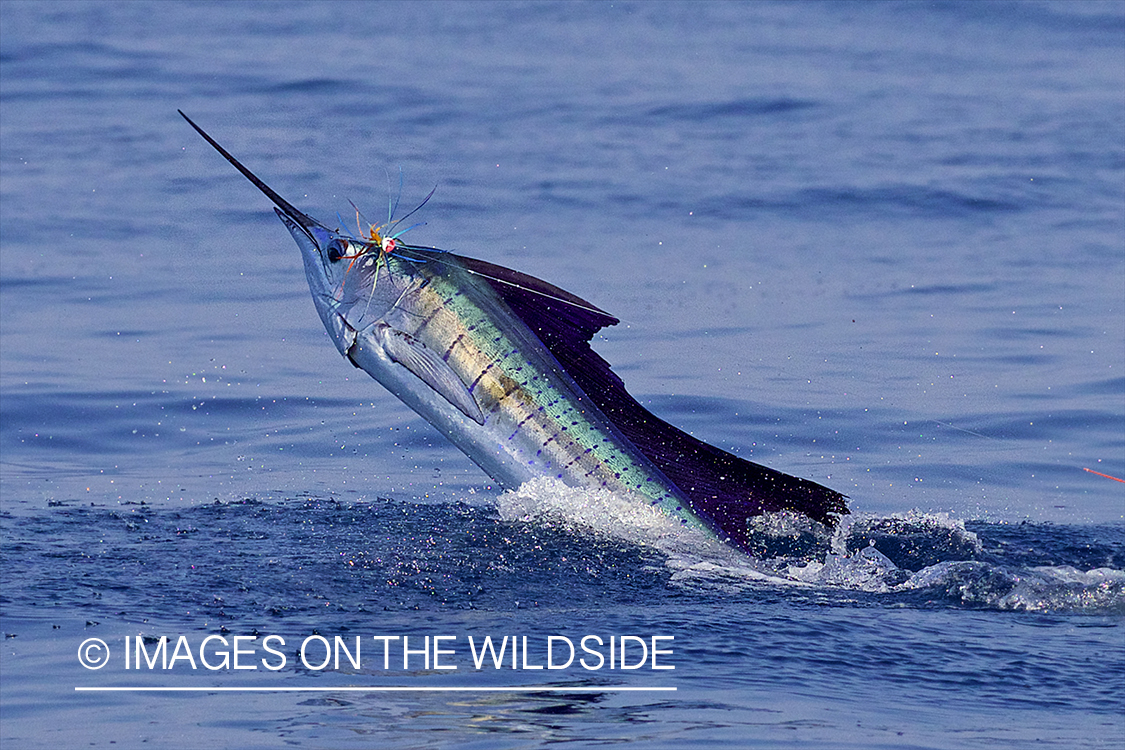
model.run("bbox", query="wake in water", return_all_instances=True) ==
[496,478,1125,614]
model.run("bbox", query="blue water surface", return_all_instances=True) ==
[1,2,1123,748]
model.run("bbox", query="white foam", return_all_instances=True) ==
[495,477,726,555]
[492,482,1125,609]
[996,566,1125,613]
[494,478,808,588]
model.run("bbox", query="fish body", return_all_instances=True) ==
[181,112,848,551]
[311,241,710,535]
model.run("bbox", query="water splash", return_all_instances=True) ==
[494,479,1125,613]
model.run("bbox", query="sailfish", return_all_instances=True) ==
[180,112,848,552]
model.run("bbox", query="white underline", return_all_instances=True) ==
[75,686,676,693]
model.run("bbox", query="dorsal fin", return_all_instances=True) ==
[456,254,849,549]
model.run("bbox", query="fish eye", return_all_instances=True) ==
[327,239,346,263]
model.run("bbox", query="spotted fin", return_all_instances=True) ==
[373,323,486,425]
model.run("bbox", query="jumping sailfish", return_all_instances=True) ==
[180,112,848,552]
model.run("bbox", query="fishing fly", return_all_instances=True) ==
[335,177,435,288]
[320,175,438,327]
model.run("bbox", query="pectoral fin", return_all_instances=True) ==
[373,324,486,425]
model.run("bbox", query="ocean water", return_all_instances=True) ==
[1,1,1123,748]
